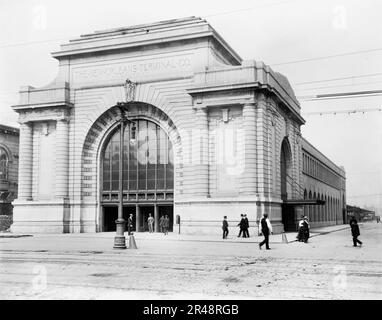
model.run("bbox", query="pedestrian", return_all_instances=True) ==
[147,213,154,233]
[243,214,250,238]
[349,216,363,247]
[259,213,273,250]
[159,215,165,233]
[127,214,133,235]
[257,218,261,236]
[302,216,310,243]
[163,214,170,235]
[237,214,245,237]
[297,215,305,242]
[222,216,229,239]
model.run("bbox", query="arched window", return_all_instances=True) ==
[303,189,308,217]
[280,138,292,200]
[101,119,174,193]
[308,190,312,221]
[0,147,9,180]
[329,197,333,221]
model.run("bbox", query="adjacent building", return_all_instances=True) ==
[10,17,346,234]
[347,205,376,222]
[301,138,346,228]
[0,124,19,230]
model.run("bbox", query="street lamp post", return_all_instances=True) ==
[113,104,128,249]
[113,79,137,249]
[113,102,137,249]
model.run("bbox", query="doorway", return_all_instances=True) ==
[102,205,136,232]
[139,206,155,232]
[100,116,175,233]
[280,138,295,231]
[159,205,173,232]
[282,204,297,231]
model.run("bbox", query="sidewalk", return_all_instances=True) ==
[0,223,350,244]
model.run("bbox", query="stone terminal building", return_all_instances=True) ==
[11,17,346,235]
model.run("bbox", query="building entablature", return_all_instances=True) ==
[11,82,72,123]
[187,60,305,125]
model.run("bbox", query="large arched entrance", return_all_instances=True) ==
[100,118,174,232]
[280,137,295,231]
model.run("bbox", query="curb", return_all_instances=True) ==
[0,234,33,238]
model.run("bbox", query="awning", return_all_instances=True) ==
[283,199,325,206]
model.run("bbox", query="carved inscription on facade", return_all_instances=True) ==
[72,55,193,84]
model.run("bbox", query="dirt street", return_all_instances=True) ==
[0,223,381,299]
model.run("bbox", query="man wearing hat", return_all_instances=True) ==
[222,216,229,239]
[259,213,273,250]
[237,214,246,237]
[243,214,250,238]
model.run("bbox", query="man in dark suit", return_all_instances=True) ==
[237,214,245,237]
[259,213,273,250]
[349,216,362,247]
[222,216,229,239]
[243,214,250,238]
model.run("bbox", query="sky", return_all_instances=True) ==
[0,0,381,209]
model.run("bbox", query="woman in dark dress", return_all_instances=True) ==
[302,216,310,243]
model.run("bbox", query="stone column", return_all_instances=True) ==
[18,122,33,200]
[55,119,69,198]
[240,103,257,195]
[191,107,209,196]
[154,205,159,232]
[135,204,140,232]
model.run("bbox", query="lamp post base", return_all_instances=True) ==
[113,219,126,249]
[113,235,127,249]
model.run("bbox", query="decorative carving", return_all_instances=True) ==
[271,115,276,127]
[295,128,302,144]
[266,102,278,127]
[222,109,229,122]
[124,79,136,102]
[42,123,49,136]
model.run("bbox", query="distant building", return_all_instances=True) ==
[347,205,376,222]
[301,138,347,228]
[10,17,346,234]
[0,124,19,230]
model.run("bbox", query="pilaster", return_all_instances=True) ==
[55,119,69,198]
[239,103,257,195]
[190,107,209,196]
[256,93,270,197]
[17,122,33,200]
